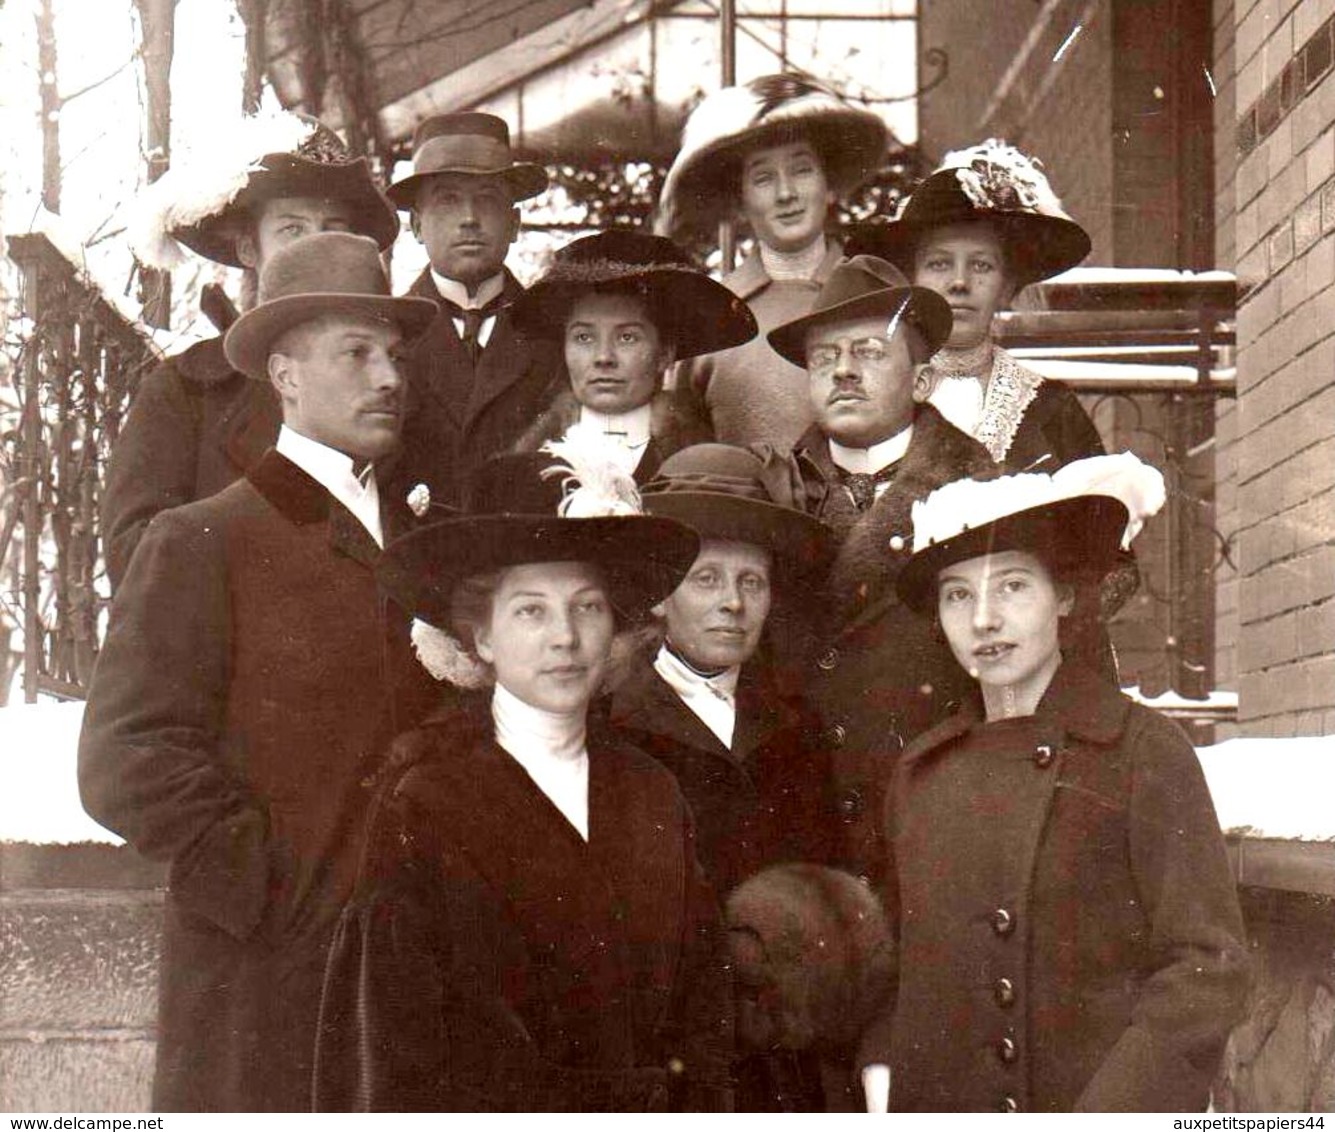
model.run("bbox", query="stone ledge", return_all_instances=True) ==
[0,1035,154,1113]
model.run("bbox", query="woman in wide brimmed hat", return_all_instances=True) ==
[509,229,756,481]
[856,453,1251,1113]
[847,139,1104,471]
[314,441,734,1112]
[659,74,889,451]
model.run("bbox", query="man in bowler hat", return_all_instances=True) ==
[79,233,439,1111]
[767,255,996,888]
[387,112,564,504]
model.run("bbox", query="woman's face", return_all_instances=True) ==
[739,140,834,255]
[564,292,670,415]
[659,538,774,672]
[937,549,1072,707]
[911,222,1016,350]
[474,561,615,714]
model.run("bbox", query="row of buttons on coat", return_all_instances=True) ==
[994,904,1019,1111]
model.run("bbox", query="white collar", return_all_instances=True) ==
[758,235,829,282]
[828,423,914,475]
[429,269,505,310]
[492,682,589,839]
[275,425,382,546]
[577,402,653,448]
[653,643,740,749]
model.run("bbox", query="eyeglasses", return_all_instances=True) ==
[807,336,896,375]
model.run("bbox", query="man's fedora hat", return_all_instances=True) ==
[510,230,757,359]
[379,443,700,631]
[128,111,400,270]
[387,112,549,210]
[657,73,887,239]
[641,443,836,587]
[223,232,438,379]
[766,255,953,368]
[846,139,1091,287]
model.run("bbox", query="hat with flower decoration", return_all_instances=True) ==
[896,452,1165,616]
[656,73,888,239]
[510,229,757,359]
[127,110,400,270]
[845,139,1090,287]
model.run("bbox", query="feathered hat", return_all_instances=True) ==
[127,110,400,270]
[379,435,700,686]
[509,229,757,359]
[656,73,887,239]
[896,452,1166,616]
[846,139,1091,286]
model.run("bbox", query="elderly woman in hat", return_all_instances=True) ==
[847,140,1104,471]
[659,74,887,451]
[108,111,400,589]
[856,454,1250,1112]
[509,231,756,480]
[313,444,733,1112]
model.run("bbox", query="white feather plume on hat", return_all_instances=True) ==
[935,138,1070,220]
[126,110,317,269]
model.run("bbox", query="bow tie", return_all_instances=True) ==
[437,294,509,363]
[835,462,898,512]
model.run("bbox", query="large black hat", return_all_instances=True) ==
[379,447,700,630]
[846,140,1091,287]
[510,230,758,359]
[766,255,953,368]
[641,443,835,588]
[387,112,549,209]
[896,453,1165,616]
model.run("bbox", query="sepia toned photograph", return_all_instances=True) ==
[0,0,1330,1116]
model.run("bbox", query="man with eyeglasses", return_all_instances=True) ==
[766,255,996,890]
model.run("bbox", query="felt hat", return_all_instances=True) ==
[223,232,438,379]
[766,254,953,368]
[896,452,1166,616]
[657,73,888,239]
[379,440,700,636]
[641,443,835,587]
[509,230,757,359]
[386,112,548,209]
[845,139,1091,287]
[128,111,401,270]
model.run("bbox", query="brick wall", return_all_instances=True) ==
[1229,0,1335,735]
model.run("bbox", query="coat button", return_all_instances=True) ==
[997,1035,1018,1064]
[1033,743,1054,768]
[999,1095,1018,1112]
[836,788,864,821]
[991,907,1015,936]
[994,977,1016,1008]
[817,647,839,671]
[827,723,847,747]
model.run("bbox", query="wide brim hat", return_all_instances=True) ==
[845,140,1091,287]
[128,112,401,270]
[657,74,888,239]
[641,443,836,587]
[380,449,700,629]
[510,230,757,359]
[896,453,1166,616]
[766,254,954,367]
[387,112,548,209]
[224,232,438,379]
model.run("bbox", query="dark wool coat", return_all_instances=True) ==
[313,707,734,1112]
[79,450,436,1112]
[863,662,1251,1112]
[102,337,281,589]
[510,389,713,485]
[794,405,996,887]
[605,654,835,898]
[1002,378,1106,473]
[390,268,565,506]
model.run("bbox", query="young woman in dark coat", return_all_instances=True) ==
[858,454,1251,1113]
[313,444,733,1112]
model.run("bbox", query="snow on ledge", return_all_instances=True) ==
[1195,737,1335,843]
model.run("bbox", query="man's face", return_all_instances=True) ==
[806,312,919,447]
[237,196,356,271]
[268,314,406,461]
[564,292,672,415]
[410,173,520,291]
[738,140,833,255]
[659,539,773,672]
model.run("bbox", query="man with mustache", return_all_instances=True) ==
[767,255,995,890]
[79,233,440,1111]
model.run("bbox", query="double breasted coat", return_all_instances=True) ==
[863,661,1251,1112]
[79,449,435,1111]
[794,405,996,886]
[102,337,281,589]
[391,268,564,505]
[313,706,733,1112]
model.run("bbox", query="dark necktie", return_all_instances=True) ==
[459,308,484,365]
[837,464,897,512]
